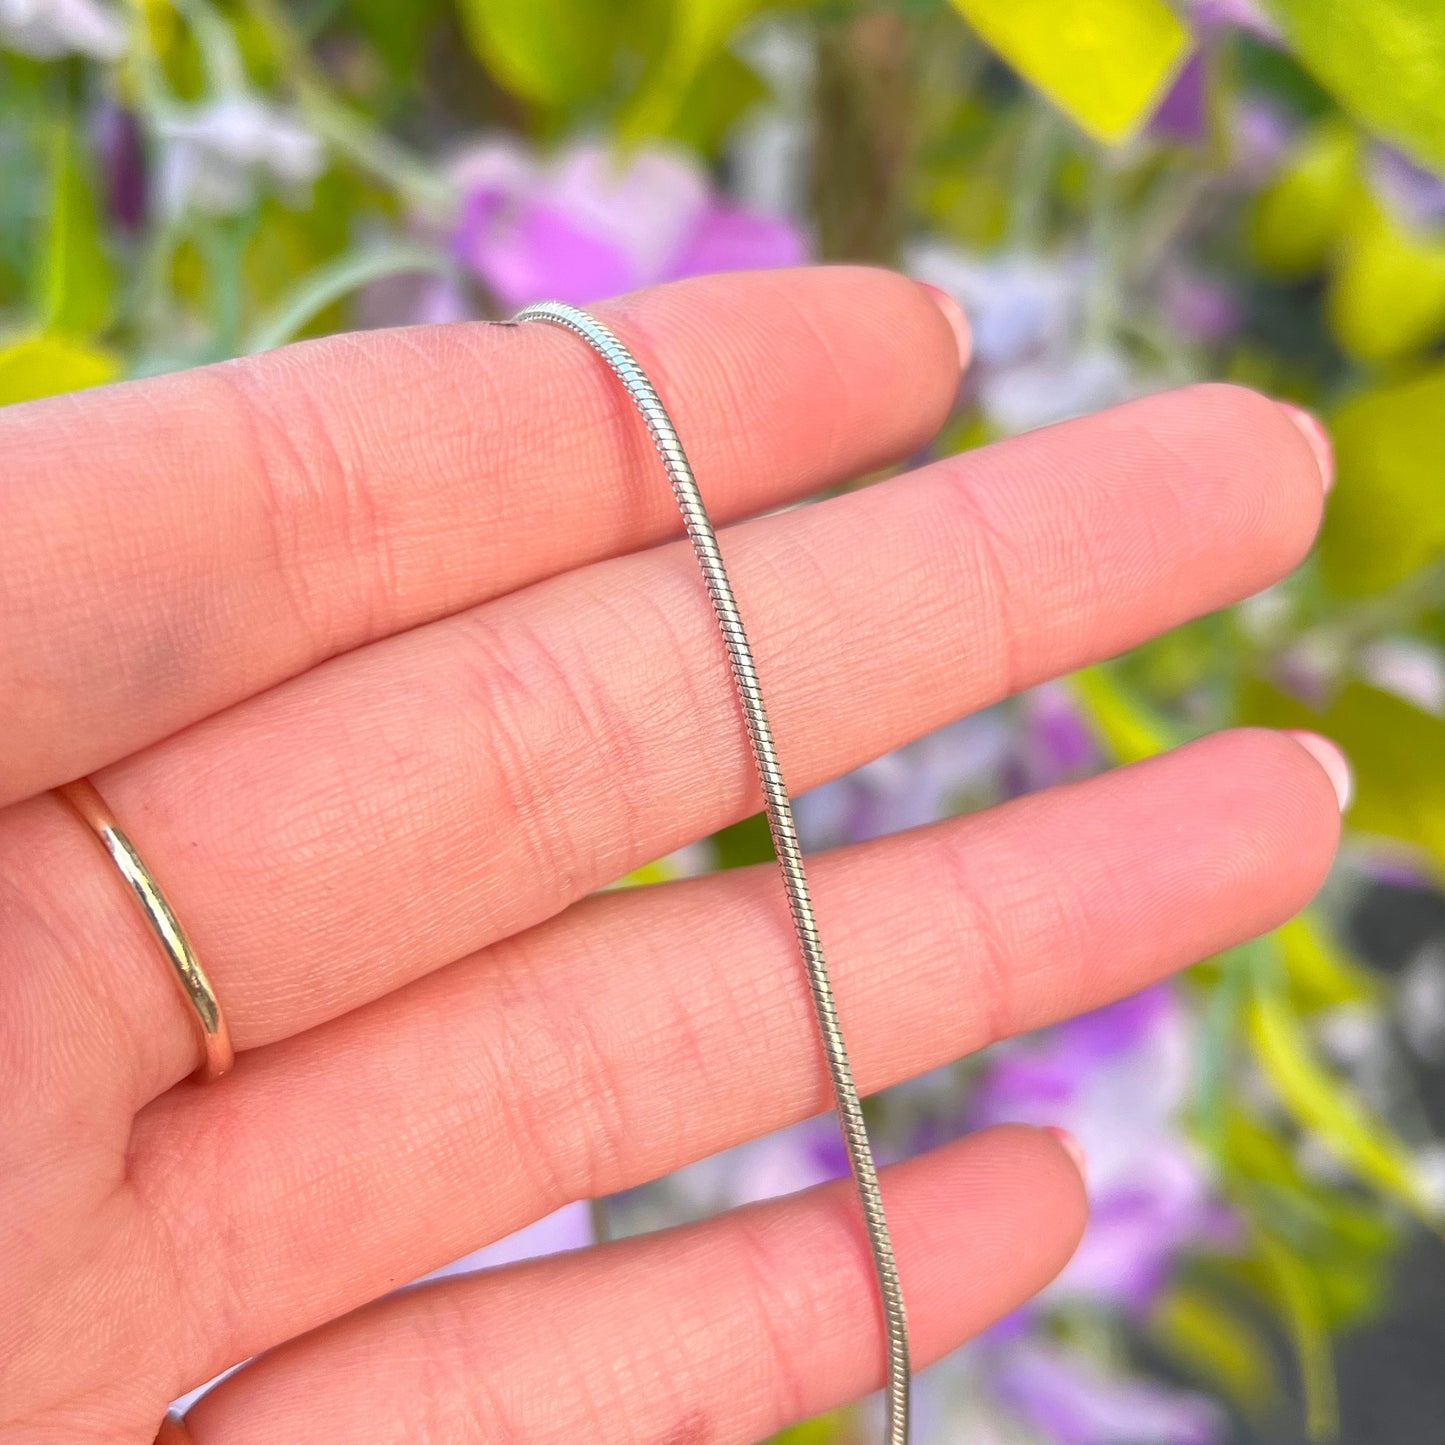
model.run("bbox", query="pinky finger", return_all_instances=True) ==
[182,1126,1086,1445]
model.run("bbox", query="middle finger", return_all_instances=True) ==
[8,382,1324,1117]
[131,726,1339,1392]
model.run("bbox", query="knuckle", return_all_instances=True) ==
[207,353,403,657]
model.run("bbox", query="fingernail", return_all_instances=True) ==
[915,280,972,371]
[1283,729,1353,811]
[1042,1125,1087,1180]
[1278,402,1334,493]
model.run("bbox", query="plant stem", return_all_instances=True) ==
[244,0,454,222]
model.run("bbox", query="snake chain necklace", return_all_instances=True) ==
[516,301,911,1445]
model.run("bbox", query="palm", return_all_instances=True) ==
[1,267,1337,1445]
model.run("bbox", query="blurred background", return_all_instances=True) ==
[5,1,1445,1441]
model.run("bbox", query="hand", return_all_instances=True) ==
[1,267,1340,1445]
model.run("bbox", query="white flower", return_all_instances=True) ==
[982,346,1144,432]
[1362,637,1445,715]
[907,241,1081,368]
[907,241,1161,433]
[1399,944,1445,1065]
[157,94,323,217]
[0,0,124,60]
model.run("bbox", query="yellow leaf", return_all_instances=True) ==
[1247,120,1360,279]
[1329,193,1445,362]
[1151,1285,1280,1415]
[0,333,120,407]
[1068,665,1174,762]
[1240,680,1445,875]
[1277,916,1376,1011]
[1267,0,1445,178]
[1321,365,1445,594]
[1249,985,1436,1222]
[769,1414,853,1445]
[948,0,1191,144]
[42,123,114,338]
[1256,1232,1338,1441]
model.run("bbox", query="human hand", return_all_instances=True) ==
[1,267,1342,1444]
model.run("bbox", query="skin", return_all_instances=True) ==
[0,266,1341,1445]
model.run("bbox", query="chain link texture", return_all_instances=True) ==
[516,301,911,1444]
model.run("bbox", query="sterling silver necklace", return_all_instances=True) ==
[516,300,911,1445]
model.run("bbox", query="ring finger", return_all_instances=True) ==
[123,726,1340,1399]
[3,383,1327,1126]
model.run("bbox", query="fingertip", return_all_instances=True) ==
[1041,1124,1087,1181]
[1157,729,1342,940]
[914,280,972,372]
[1282,729,1353,812]
[1276,402,1335,493]
[1156,382,1329,578]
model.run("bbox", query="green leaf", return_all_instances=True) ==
[1194,943,1260,1152]
[0,333,119,406]
[1246,119,1359,279]
[41,123,114,338]
[453,0,632,111]
[1249,979,1437,1221]
[1328,193,1445,362]
[665,49,768,155]
[243,241,453,354]
[947,0,1191,144]
[1265,0,1445,177]
[711,811,775,870]
[1319,365,1445,594]
[350,0,448,77]
[620,0,763,141]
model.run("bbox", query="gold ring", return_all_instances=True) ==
[155,1412,194,1444]
[60,778,234,1081]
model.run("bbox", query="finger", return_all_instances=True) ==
[182,1127,1084,1445]
[2,384,1326,1119]
[125,729,1337,1377]
[0,267,962,805]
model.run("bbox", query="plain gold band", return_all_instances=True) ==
[60,778,234,1082]
[155,1412,194,1444]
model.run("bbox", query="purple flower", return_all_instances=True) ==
[92,104,147,233]
[973,986,1233,1313]
[1003,683,1099,796]
[1229,100,1295,183]
[795,712,1013,849]
[993,1340,1227,1445]
[1371,144,1445,232]
[451,138,806,310]
[1187,0,1282,41]
[1152,0,1284,143]
[420,1200,594,1283]
[661,1116,850,1215]
[1161,267,1242,344]
[1152,52,1208,144]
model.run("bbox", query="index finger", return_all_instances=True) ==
[0,266,963,806]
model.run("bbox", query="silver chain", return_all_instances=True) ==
[516,301,910,1444]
